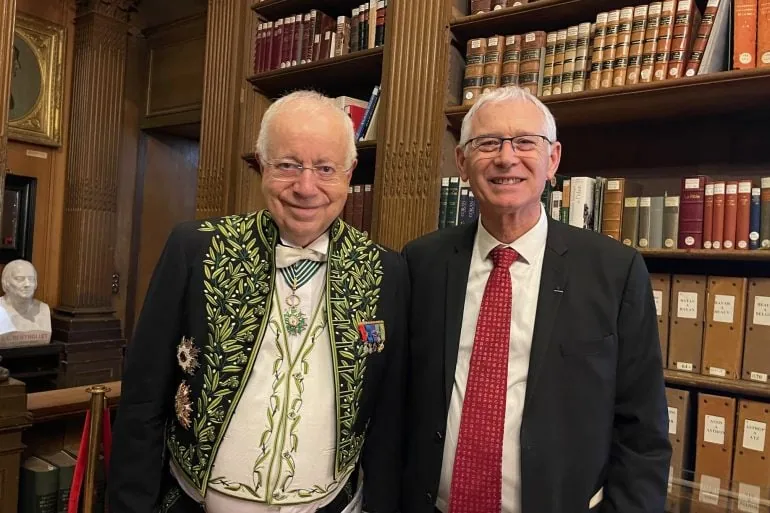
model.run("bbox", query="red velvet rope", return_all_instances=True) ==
[67,405,112,513]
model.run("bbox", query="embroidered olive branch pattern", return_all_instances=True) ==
[328,223,382,473]
[168,213,272,491]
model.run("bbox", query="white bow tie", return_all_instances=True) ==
[275,244,328,268]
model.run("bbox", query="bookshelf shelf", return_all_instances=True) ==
[247,47,384,100]
[639,248,770,261]
[445,68,770,132]
[251,0,365,20]
[664,370,770,401]
[450,0,652,45]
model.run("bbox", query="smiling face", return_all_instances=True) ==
[260,104,354,247]
[456,99,561,227]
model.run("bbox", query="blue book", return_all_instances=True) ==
[750,186,761,250]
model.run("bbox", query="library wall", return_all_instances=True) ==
[5,0,74,306]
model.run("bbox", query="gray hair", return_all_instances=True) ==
[458,86,557,151]
[255,90,358,169]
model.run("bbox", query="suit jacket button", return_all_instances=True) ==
[425,492,433,503]
[434,431,444,442]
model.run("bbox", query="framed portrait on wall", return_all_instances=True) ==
[8,12,64,147]
[0,174,36,264]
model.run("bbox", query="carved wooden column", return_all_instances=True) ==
[0,0,15,221]
[54,0,138,387]
[372,0,450,249]
[196,0,247,218]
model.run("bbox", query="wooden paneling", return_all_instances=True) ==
[143,14,206,124]
[130,133,198,336]
[0,0,16,251]
[4,0,75,307]
[197,0,248,218]
[373,0,451,249]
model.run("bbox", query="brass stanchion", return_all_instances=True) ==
[83,385,110,513]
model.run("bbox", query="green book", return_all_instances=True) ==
[19,456,59,513]
[39,451,77,513]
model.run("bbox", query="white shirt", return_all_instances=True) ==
[436,205,548,513]
[172,231,357,513]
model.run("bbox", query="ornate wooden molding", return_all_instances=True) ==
[58,6,129,310]
[76,0,140,22]
[373,0,450,249]
[196,0,247,219]
[0,0,15,226]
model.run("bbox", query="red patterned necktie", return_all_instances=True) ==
[449,245,518,513]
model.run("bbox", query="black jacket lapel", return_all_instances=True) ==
[524,218,568,410]
[444,222,477,413]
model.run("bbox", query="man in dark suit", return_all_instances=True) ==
[108,90,407,513]
[401,86,671,513]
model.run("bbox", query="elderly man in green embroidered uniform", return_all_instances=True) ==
[108,90,408,513]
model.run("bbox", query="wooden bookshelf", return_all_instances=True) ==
[247,47,383,100]
[445,68,770,132]
[251,0,365,20]
[639,248,770,261]
[451,0,650,44]
[665,370,770,401]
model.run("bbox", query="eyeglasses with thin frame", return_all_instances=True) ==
[263,159,350,182]
[464,134,553,154]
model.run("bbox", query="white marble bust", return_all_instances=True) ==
[0,259,52,348]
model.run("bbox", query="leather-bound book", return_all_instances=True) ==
[678,176,707,249]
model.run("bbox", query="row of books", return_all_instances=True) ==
[541,175,770,252]
[460,0,761,104]
[437,177,479,229]
[344,183,374,235]
[652,273,770,382]
[18,449,106,513]
[335,88,380,141]
[665,388,770,512]
[252,1,388,75]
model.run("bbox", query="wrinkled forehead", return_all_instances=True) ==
[470,100,548,137]
[268,107,349,155]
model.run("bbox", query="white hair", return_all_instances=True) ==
[458,86,557,151]
[255,90,358,168]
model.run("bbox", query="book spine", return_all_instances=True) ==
[551,29,567,94]
[626,5,649,84]
[712,181,726,248]
[601,10,621,88]
[375,0,386,47]
[541,31,558,96]
[612,7,635,86]
[589,12,609,89]
[663,195,680,248]
[723,181,739,249]
[678,175,706,249]
[572,22,592,91]
[737,180,752,249]
[760,0,770,66]
[640,2,663,82]
[667,0,698,79]
[734,0,759,68]
[750,187,761,249]
[501,35,522,86]
[703,182,714,248]
[518,31,547,96]
[760,177,770,248]
[439,177,450,228]
[653,0,677,81]
[482,35,504,94]
[463,38,486,105]
[685,0,720,76]
[561,25,579,93]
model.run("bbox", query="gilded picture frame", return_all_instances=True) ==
[8,12,64,148]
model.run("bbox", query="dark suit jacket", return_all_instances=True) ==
[107,212,408,513]
[400,216,672,513]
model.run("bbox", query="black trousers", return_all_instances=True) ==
[155,468,359,513]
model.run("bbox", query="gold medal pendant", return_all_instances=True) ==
[283,292,307,336]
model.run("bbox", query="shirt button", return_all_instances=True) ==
[425,492,434,503]
[434,431,444,442]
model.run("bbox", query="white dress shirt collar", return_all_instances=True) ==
[279,230,330,255]
[475,203,548,265]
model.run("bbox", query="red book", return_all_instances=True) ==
[678,176,708,249]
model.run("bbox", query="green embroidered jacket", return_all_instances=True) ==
[108,211,409,513]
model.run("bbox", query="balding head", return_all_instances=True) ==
[256,90,358,169]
